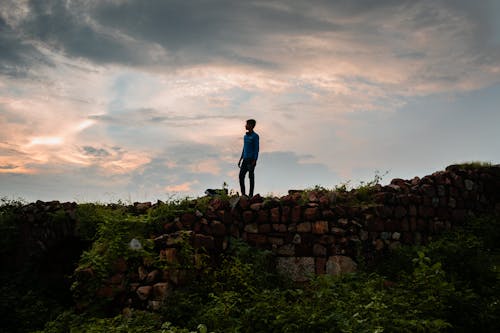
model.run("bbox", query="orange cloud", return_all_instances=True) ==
[164,180,199,193]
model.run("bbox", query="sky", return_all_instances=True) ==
[1,0,500,203]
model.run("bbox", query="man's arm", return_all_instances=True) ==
[238,147,244,168]
[252,134,259,166]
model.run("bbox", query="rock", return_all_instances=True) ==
[312,221,329,234]
[96,285,114,298]
[239,196,250,209]
[304,207,320,221]
[268,237,284,246]
[464,179,475,191]
[136,286,153,301]
[211,221,226,236]
[271,207,281,223]
[326,256,357,276]
[276,257,315,282]
[134,202,151,214]
[250,203,263,211]
[331,227,346,236]
[276,244,295,256]
[291,206,302,223]
[297,222,312,233]
[193,234,215,249]
[138,266,148,281]
[292,233,302,244]
[243,210,255,223]
[153,282,170,301]
[313,244,327,256]
[272,224,287,232]
[244,223,259,233]
[146,269,161,284]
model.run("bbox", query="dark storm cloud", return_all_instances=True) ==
[1,0,340,70]
[1,0,499,74]
[0,16,52,77]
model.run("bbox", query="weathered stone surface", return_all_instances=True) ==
[250,203,263,211]
[297,222,312,233]
[464,179,475,191]
[326,256,357,276]
[272,223,287,232]
[136,286,153,301]
[153,282,170,301]
[113,257,128,273]
[247,234,267,245]
[238,196,250,209]
[134,202,152,214]
[268,236,284,246]
[313,243,327,257]
[276,257,315,282]
[271,207,281,223]
[193,234,215,249]
[244,223,259,233]
[281,206,291,223]
[276,244,295,256]
[315,257,327,275]
[312,221,329,234]
[394,206,407,218]
[96,285,114,298]
[258,224,272,233]
[211,221,226,236]
[292,233,301,244]
[110,273,125,285]
[291,206,302,223]
[304,207,320,221]
[181,213,196,227]
[331,227,346,236]
[146,270,161,284]
[257,209,269,223]
[243,210,255,223]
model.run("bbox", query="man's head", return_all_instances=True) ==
[246,119,256,132]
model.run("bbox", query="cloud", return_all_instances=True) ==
[82,146,110,157]
[1,0,499,202]
[165,180,199,193]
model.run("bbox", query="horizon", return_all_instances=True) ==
[1,1,500,203]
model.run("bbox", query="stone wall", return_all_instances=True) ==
[152,164,500,283]
[5,164,500,309]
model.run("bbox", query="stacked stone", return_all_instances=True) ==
[7,164,500,307]
[365,164,500,251]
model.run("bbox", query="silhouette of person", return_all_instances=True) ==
[238,119,259,197]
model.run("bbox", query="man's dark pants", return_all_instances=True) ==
[239,158,255,197]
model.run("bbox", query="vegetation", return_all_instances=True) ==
[453,161,493,169]
[1,196,499,332]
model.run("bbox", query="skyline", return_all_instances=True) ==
[1,0,500,202]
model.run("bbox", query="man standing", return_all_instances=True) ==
[238,119,259,197]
